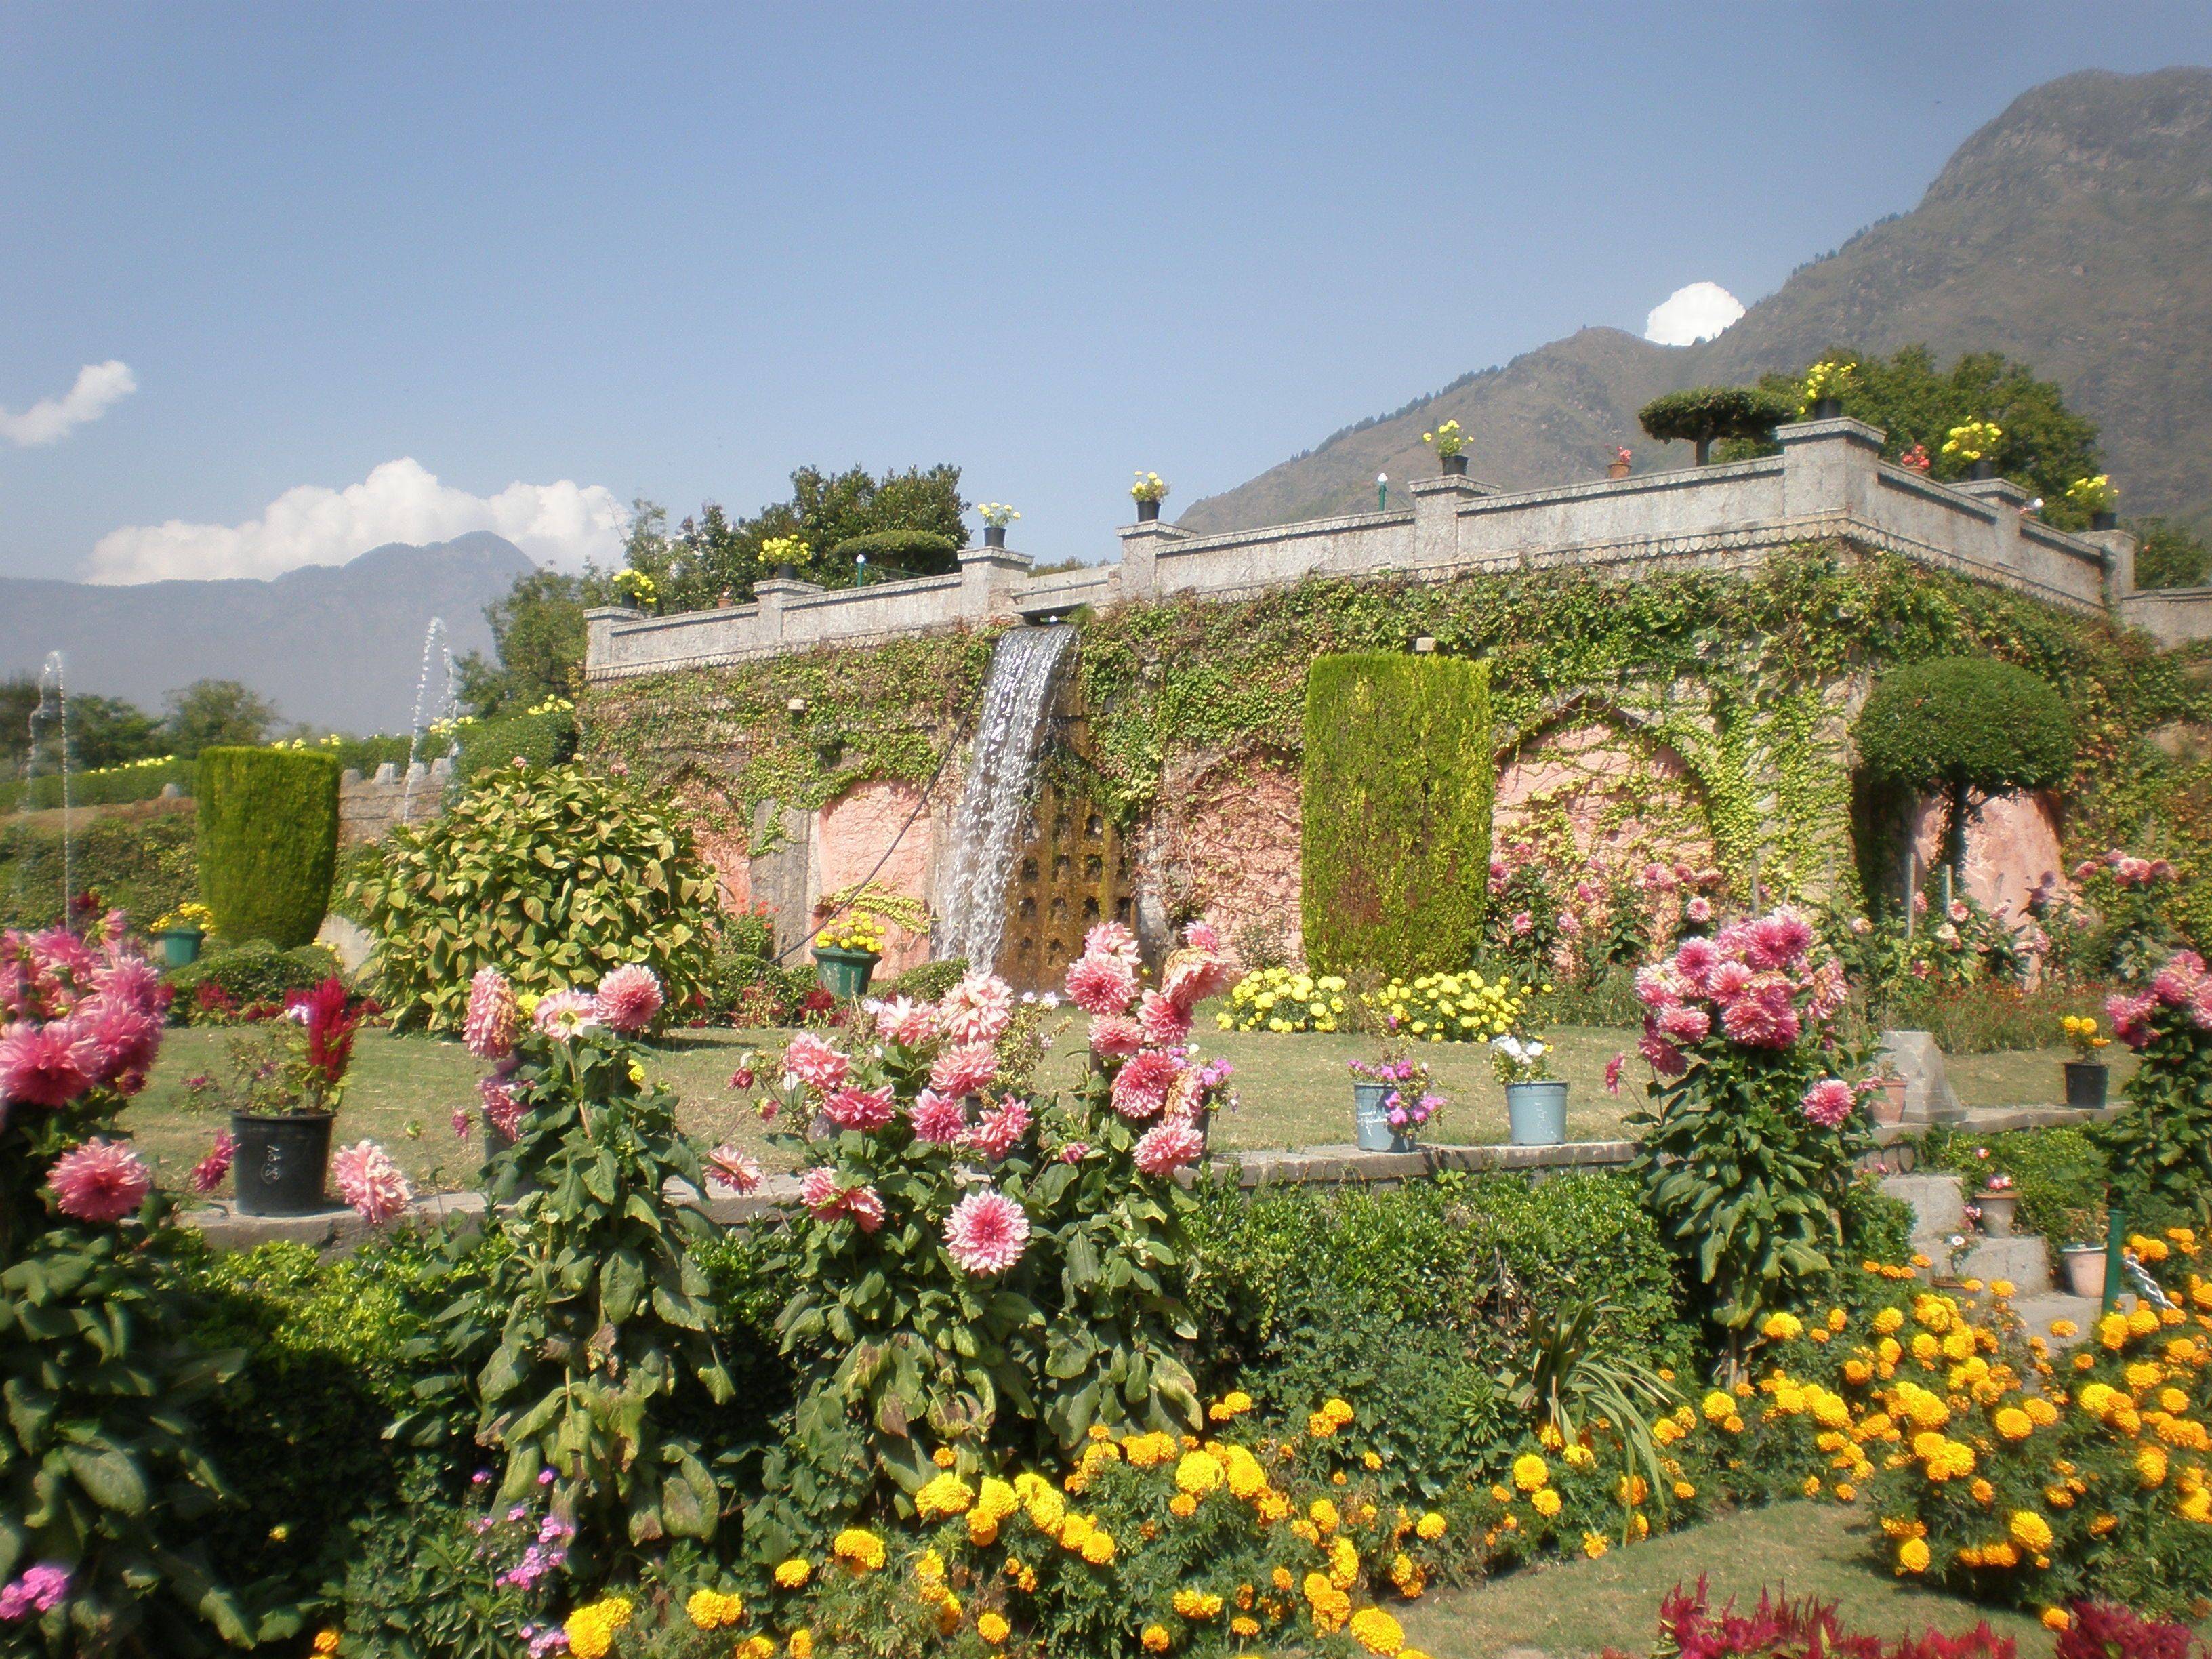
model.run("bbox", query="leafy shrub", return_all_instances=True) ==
[0,755,194,814]
[825,529,962,577]
[2039,849,2188,986]
[876,955,968,1004]
[2095,951,2212,1218]
[348,765,719,1033]
[453,707,578,781]
[1921,1126,2111,1245]
[163,940,343,1024]
[1302,653,1492,980]
[1864,975,2103,1054]
[0,807,198,932]
[196,745,342,948]
[1637,386,1797,465]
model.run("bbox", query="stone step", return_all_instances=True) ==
[1880,1172,1965,1236]
[2007,1292,2101,1347]
[1911,1231,2053,1296]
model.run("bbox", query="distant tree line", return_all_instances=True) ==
[1,677,282,777]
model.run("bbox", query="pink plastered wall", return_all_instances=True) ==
[1907,789,2068,922]
[812,780,938,974]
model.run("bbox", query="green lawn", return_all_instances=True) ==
[135,1017,2111,1199]
[1401,1502,2061,1659]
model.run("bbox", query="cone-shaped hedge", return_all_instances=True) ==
[195,747,341,949]
[1302,652,1493,979]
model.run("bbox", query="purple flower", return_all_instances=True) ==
[0,1564,70,1621]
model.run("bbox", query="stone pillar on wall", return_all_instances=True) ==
[2078,526,2137,607]
[584,605,644,670]
[1777,416,1883,523]
[1407,474,1490,567]
[1956,478,2030,577]
[956,546,1034,621]
[753,576,823,646]
[1115,521,1191,602]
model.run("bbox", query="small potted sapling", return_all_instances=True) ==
[2060,1202,2110,1298]
[2061,1013,2111,1110]
[201,977,363,1216]
[1348,1017,1443,1153]
[152,901,216,968]
[1492,1027,1568,1146]
[1977,1168,2020,1238]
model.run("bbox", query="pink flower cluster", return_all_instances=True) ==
[798,1166,884,1232]
[2107,950,2212,1048]
[2072,848,2175,890]
[1632,909,1844,1078]
[0,1564,69,1621]
[943,1188,1029,1275]
[1062,920,1235,1171]
[333,1139,412,1224]
[0,927,167,1124]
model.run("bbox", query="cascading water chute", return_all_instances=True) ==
[932,626,1076,969]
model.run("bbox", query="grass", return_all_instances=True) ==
[134,1015,2121,1199]
[1399,1502,2062,1659]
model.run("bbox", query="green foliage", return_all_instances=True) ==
[1504,1298,1683,1515]
[0,807,198,932]
[1637,386,1797,464]
[455,567,608,718]
[1302,652,1492,979]
[2095,966,2212,1221]
[1921,1124,2111,1244]
[166,680,280,758]
[453,708,578,781]
[0,756,195,815]
[194,747,340,949]
[163,941,344,1023]
[827,529,962,578]
[2129,516,2212,590]
[347,765,719,1033]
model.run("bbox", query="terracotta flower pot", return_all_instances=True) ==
[1870,1078,1908,1126]
[1979,1191,2020,1238]
[2062,1244,2106,1299]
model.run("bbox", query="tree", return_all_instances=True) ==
[164,678,277,756]
[2129,517,2211,590]
[1734,346,2104,522]
[454,567,609,718]
[0,680,165,773]
[1855,657,2074,880]
[1637,387,1797,466]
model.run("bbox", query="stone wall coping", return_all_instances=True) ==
[1149,507,1414,558]
[1876,463,2000,523]
[1777,415,1885,451]
[1451,455,1784,518]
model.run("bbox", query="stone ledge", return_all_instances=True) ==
[1225,1139,1637,1189]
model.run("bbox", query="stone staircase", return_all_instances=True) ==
[1876,1171,2100,1345]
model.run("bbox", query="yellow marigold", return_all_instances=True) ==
[1142,1626,1171,1653]
[1513,1452,1550,1491]
[1970,1478,1995,1504]
[1349,1607,1406,1655]
[978,1612,1010,1646]
[1582,1531,1610,1559]
[1172,1589,1224,1620]
[1081,1530,1116,1565]
[1273,1567,1294,1593]
[1988,1405,2032,1441]
[832,1528,886,1572]
[1363,1450,1382,1471]
[1873,1307,1905,1334]
[773,1558,811,1589]
[1674,1480,1697,1501]
[687,1589,744,1630]
[1563,1443,1596,1470]
[1232,1615,1261,1637]
[932,1446,958,1468]
[1307,1411,1338,1438]
[1223,1446,1268,1499]
[1532,1488,1562,1518]
[1174,1451,1223,1498]
[1309,1498,1340,1532]
[739,1639,776,1659]
[1015,1473,1065,1532]
[1763,1311,1805,1340]
[1702,1391,1735,1423]
[1416,1511,1446,1540]
[1329,1535,1359,1590]
[2139,1446,2169,1486]
[1836,1483,1858,1503]
[1059,1514,1094,1552]
[916,1471,975,1519]
[2009,1511,2054,1551]
[1897,1538,1931,1574]
[1324,1397,1355,1426]
[313,1635,340,1658]
[2043,1610,2072,1633]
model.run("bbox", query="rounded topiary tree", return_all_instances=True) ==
[1302,652,1493,980]
[1855,657,2073,878]
[1637,386,1798,466]
[195,746,341,948]
[348,763,720,1032]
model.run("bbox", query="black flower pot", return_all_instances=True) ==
[2091,510,2118,531]
[1136,499,1160,523]
[1969,459,1994,481]
[230,1111,335,1216]
[1440,453,1469,476]
[775,562,796,580]
[2064,1061,2109,1111]
[1811,397,1843,420]
[983,524,1007,548]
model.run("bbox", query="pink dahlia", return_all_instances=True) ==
[705,1145,763,1195]
[1185,922,1223,952]
[1673,935,1719,983]
[594,964,664,1033]
[1799,1078,1856,1129]
[1604,1052,1626,1095]
[908,1089,970,1145]
[2152,956,2207,1009]
[91,954,164,1018]
[1707,959,1754,1002]
[823,1084,897,1132]
[1633,965,1686,1011]
[798,1167,885,1231]
[1088,1013,1146,1059]
[842,1184,886,1232]
[191,1130,236,1194]
[1065,950,1139,1016]
[1083,921,1141,966]
[1111,1049,1183,1120]
[872,995,939,1047]
[0,1563,70,1620]
[1057,1141,1090,1164]
[928,1042,1000,1099]
[1685,896,1713,926]
[1133,1119,1206,1177]
[73,999,162,1091]
[47,1138,150,1223]
[943,1189,1030,1275]
[781,1032,850,1093]
[1160,945,1233,1011]
[464,968,520,1059]
[937,973,1015,1045]
[1721,996,1797,1049]
[966,1095,1032,1162]
[798,1165,840,1213]
[0,1021,93,1109]
[480,1076,525,1138]
[1138,988,1193,1046]
[1637,1021,1687,1078]
[332,1140,413,1225]
[1657,1004,1711,1044]
[532,989,599,1039]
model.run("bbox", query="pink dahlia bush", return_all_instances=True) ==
[2098,948,2212,1214]
[592,963,664,1033]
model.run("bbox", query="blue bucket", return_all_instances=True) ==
[1353,1082,1415,1153]
[1506,1080,1569,1146]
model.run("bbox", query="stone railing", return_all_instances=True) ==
[337,757,454,846]
[586,419,2207,681]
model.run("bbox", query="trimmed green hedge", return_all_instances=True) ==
[827,529,961,577]
[195,747,341,949]
[453,708,577,781]
[165,940,344,1021]
[0,806,199,931]
[0,756,196,814]
[1301,651,1492,979]
[1856,656,2074,795]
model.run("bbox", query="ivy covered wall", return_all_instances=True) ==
[581,543,2212,956]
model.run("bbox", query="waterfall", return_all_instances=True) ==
[933,626,1076,970]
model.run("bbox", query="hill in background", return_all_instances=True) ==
[1180,67,2212,542]
[0,532,535,735]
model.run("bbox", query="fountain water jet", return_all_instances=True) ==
[933,626,1076,970]
[399,618,455,823]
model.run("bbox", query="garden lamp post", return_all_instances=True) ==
[1377,472,1388,511]
[855,554,869,587]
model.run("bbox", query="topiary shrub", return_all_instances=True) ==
[195,746,340,949]
[1637,386,1798,466]
[453,708,577,782]
[826,529,961,577]
[164,940,344,1024]
[1856,657,2072,877]
[347,764,720,1033]
[1302,652,1492,979]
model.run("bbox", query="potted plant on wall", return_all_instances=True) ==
[977,501,1020,549]
[2060,1013,2111,1109]
[1130,472,1170,523]
[1799,358,1856,421]
[1422,419,1470,476]
[1493,1027,1568,1145]
[2066,474,2120,531]
[760,533,810,581]
[1349,1019,1443,1153]
[611,567,661,613]
[1975,1167,2020,1237]
[215,976,363,1216]
[1941,419,2003,481]
[151,901,215,968]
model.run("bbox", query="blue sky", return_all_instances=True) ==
[3,3,2208,582]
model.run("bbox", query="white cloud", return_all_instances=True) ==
[0,360,137,446]
[1643,282,1745,347]
[85,457,628,583]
